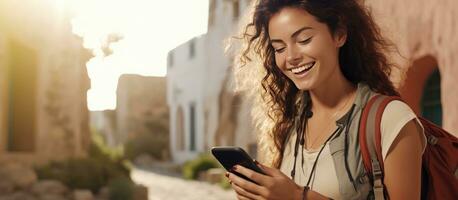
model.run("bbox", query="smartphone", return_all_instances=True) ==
[211,146,266,183]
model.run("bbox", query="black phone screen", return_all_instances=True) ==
[211,146,265,183]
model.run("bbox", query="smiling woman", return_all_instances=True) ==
[227,0,426,199]
[57,0,209,111]
[268,7,347,92]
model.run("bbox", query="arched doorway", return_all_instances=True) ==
[176,106,185,151]
[399,55,442,126]
[420,70,442,126]
[7,38,37,152]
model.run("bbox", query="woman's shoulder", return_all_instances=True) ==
[382,100,416,119]
[380,100,426,160]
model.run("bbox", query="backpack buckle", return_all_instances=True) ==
[427,135,438,145]
[371,160,383,180]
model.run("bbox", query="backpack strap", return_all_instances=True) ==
[359,95,403,200]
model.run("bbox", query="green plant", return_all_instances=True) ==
[123,113,170,161]
[90,128,125,162]
[124,131,169,161]
[219,177,232,190]
[182,154,220,180]
[36,158,104,192]
[35,135,131,193]
[108,177,134,200]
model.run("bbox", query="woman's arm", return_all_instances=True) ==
[383,120,424,199]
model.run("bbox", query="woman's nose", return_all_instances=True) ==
[286,46,302,66]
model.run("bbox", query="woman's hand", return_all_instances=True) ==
[226,161,330,200]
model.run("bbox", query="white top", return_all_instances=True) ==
[279,100,426,200]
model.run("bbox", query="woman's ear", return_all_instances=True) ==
[334,28,347,47]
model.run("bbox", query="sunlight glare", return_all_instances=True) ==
[60,0,209,111]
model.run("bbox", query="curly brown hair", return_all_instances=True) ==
[231,0,400,168]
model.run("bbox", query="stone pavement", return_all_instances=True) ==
[131,168,236,200]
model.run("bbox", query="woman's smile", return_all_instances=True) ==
[289,61,316,77]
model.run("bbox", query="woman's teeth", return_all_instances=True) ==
[291,62,315,74]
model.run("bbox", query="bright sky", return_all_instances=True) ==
[66,0,209,111]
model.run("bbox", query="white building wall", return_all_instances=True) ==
[167,0,255,163]
[168,35,207,163]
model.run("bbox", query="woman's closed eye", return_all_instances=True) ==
[272,37,312,53]
[274,47,286,53]
[298,37,312,45]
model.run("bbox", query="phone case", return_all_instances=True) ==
[211,146,265,183]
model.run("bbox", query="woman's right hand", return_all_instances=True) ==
[226,162,331,200]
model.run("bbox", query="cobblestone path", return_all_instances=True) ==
[131,168,236,200]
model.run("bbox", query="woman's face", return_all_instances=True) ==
[268,7,346,91]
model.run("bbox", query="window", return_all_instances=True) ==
[176,106,185,151]
[233,0,240,21]
[189,103,196,151]
[421,69,442,126]
[208,0,217,27]
[7,38,37,152]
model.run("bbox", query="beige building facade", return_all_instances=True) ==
[365,0,458,135]
[0,0,91,165]
[116,74,169,145]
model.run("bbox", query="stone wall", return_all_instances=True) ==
[115,74,170,161]
[365,0,458,135]
[0,0,91,165]
[116,74,169,145]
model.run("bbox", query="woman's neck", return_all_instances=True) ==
[308,70,357,115]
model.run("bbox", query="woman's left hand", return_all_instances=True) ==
[226,161,303,200]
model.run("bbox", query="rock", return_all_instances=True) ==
[0,162,37,189]
[95,187,109,200]
[39,194,68,200]
[73,190,94,200]
[0,191,38,200]
[133,154,155,168]
[31,180,68,196]
[205,168,225,184]
[0,179,15,195]
[133,185,148,200]
[197,170,207,182]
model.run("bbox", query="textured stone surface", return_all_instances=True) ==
[73,190,94,200]
[0,162,37,189]
[0,191,38,200]
[131,168,235,200]
[133,185,148,200]
[38,194,68,200]
[133,154,156,168]
[116,75,169,146]
[0,179,15,195]
[95,187,109,200]
[0,0,91,164]
[365,0,458,135]
[31,180,68,196]
[204,168,225,184]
